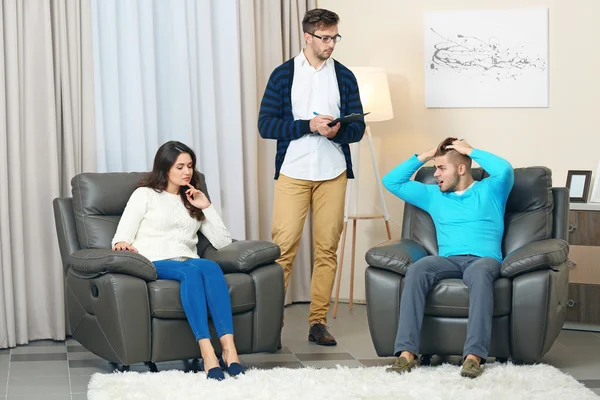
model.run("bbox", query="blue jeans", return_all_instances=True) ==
[394,255,501,359]
[153,258,234,341]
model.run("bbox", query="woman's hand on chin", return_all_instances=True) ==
[185,184,211,209]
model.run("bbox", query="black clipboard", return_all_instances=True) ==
[327,112,370,127]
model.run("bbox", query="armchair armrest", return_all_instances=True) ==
[501,238,569,278]
[202,240,280,274]
[365,239,428,276]
[68,249,157,281]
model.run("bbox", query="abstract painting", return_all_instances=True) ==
[425,9,549,108]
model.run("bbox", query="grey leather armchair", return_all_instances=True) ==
[53,172,284,370]
[365,167,569,363]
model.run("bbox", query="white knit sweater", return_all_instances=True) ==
[111,187,232,261]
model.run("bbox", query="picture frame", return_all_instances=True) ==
[566,170,592,203]
[589,161,600,204]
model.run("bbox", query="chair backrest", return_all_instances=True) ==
[401,166,567,258]
[72,172,147,250]
[53,171,211,264]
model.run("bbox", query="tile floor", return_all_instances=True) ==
[1,303,599,399]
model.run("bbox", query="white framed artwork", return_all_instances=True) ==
[425,8,549,108]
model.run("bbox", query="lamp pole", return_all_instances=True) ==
[333,67,394,318]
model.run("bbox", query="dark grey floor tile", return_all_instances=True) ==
[69,359,110,368]
[11,353,67,362]
[72,395,88,400]
[23,340,66,347]
[295,352,355,361]
[67,351,103,361]
[11,346,66,355]
[66,346,87,353]
[580,379,600,388]
[245,361,304,370]
[0,349,9,355]
[68,359,114,375]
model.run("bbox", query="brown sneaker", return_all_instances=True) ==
[386,356,420,374]
[308,323,337,346]
[460,358,483,378]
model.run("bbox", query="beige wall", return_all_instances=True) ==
[319,0,600,303]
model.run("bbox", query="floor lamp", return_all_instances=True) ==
[333,67,394,318]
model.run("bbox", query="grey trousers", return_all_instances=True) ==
[394,255,501,359]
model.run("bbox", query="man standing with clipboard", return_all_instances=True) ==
[258,8,365,346]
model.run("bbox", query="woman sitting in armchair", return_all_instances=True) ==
[111,140,244,381]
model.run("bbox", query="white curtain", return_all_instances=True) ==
[238,0,316,303]
[91,0,247,239]
[91,0,318,302]
[0,0,96,348]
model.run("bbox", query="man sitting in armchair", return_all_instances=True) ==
[381,137,514,378]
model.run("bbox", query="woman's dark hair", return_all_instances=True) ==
[139,141,205,220]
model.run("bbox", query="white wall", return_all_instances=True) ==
[320,0,600,303]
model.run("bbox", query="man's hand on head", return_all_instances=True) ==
[417,145,438,163]
[445,139,473,156]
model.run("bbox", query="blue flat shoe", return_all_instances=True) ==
[206,367,225,381]
[200,359,225,381]
[219,358,245,376]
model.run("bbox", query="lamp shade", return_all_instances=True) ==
[350,67,394,122]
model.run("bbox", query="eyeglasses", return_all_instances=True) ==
[307,32,342,44]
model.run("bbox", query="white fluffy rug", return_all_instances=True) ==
[87,363,598,400]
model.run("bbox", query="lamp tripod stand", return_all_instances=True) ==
[332,125,392,318]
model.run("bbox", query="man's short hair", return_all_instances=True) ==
[302,9,339,33]
[435,137,472,171]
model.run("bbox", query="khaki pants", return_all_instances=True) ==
[272,173,348,325]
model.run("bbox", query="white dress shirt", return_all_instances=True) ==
[280,49,346,181]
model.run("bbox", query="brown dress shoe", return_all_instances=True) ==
[308,323,337,346]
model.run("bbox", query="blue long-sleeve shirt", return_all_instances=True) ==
[382,149,514,261]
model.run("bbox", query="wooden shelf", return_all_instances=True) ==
[570,203,600,211]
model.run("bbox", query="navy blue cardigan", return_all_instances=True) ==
[258,58,365,179]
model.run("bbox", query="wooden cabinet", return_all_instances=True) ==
[565,204,600,327]
[565,284,600,325]
[568,210,600,246]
